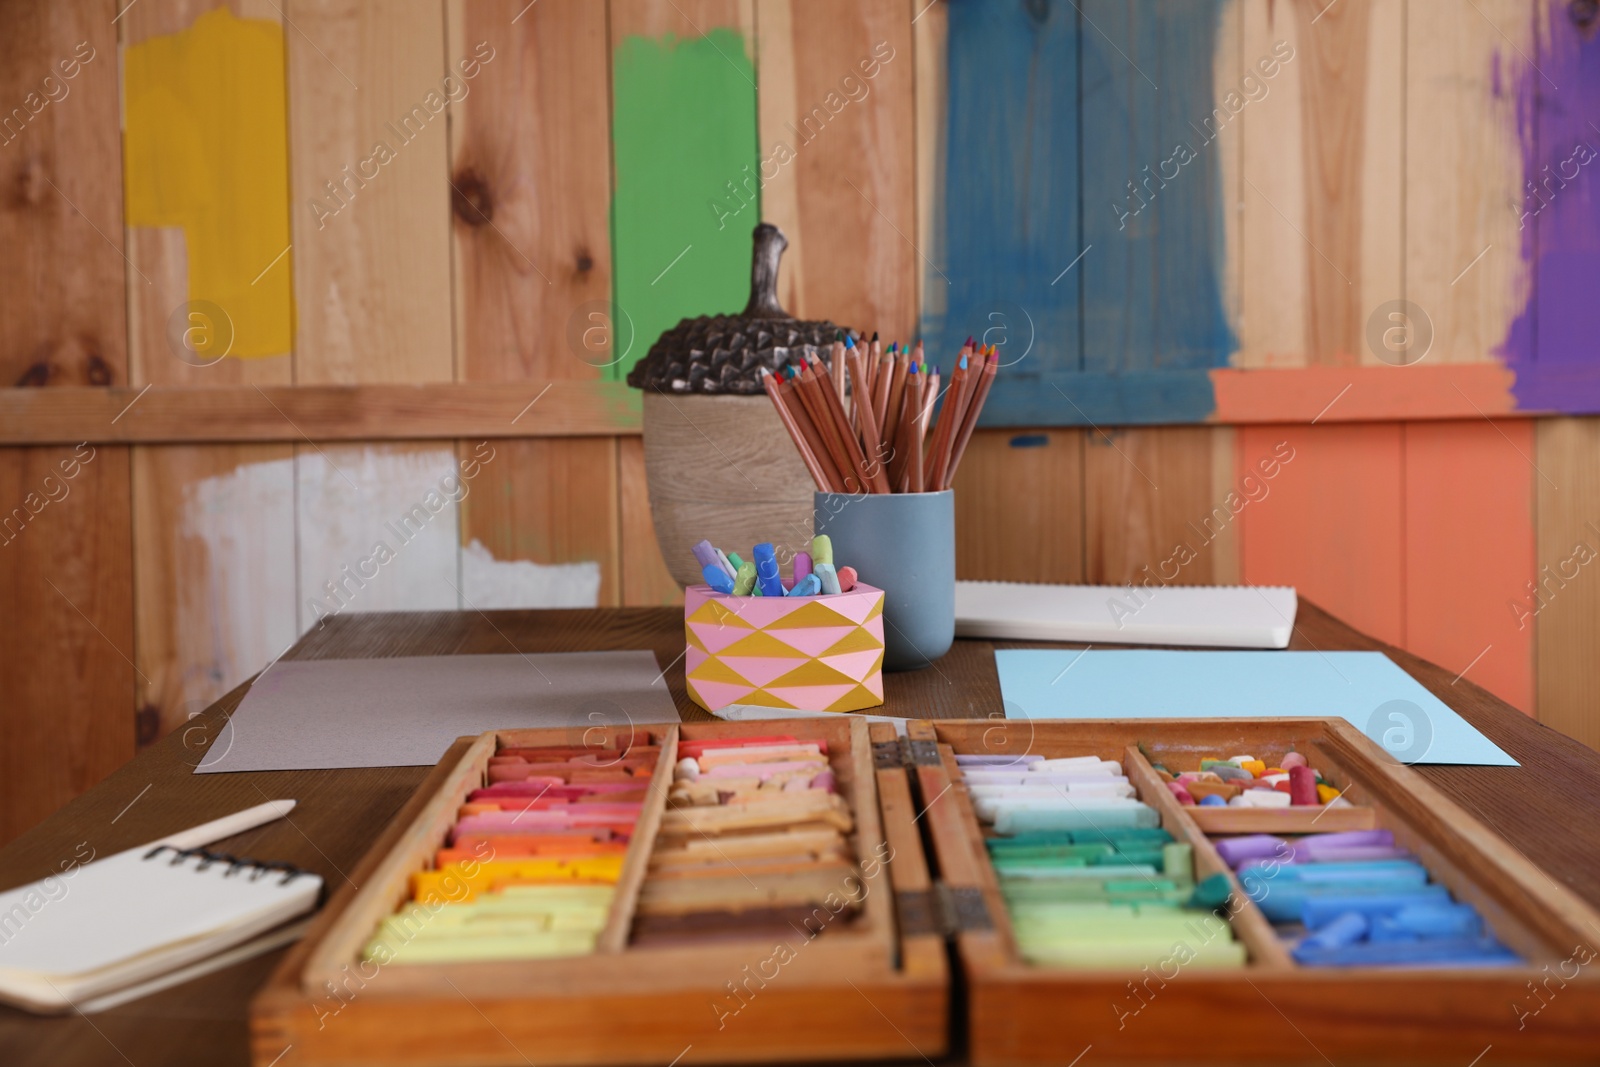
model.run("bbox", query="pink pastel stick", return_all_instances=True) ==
[793,552,812,583]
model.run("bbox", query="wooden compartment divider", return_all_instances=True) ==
[1118,743,1293,970]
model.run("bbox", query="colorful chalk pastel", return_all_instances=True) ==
[727,552,745,570]
[752,542,784,597]
[793,551,812,583]
[1289,765,1319,805]
[702,563,734,594]
[1300,910,1369,950]
[1291,937,1519,968]
[691,539,720,574]
[713,548,738,579]
[732,561,756,595]
[814,562,841,595]
[811,534,834,566]
[1370,903,1482,941]
[787,573,821,597]
[837,565,857,592]
[1281,751,1308,769]
[1199,794,1226,807]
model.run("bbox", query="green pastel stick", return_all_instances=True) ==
[1163,843,1194,884]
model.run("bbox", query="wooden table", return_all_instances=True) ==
[4,601,1598,1067]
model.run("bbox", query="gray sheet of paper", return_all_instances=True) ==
[194,652,681,773]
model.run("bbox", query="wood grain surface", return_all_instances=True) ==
[3,599,1599,1066]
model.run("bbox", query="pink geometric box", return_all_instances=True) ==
[683,583,886,713]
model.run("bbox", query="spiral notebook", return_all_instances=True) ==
[955,581,1297,649]
[0,804,322,1013]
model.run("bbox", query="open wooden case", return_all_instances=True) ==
[252,719,946,1066]
[905,717,1600,1066]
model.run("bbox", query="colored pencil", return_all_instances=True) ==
[882,348,911,458]
[831,337,849,414]
[924,348,969,490]
[943,348,999,489]
[846,348,892,493]
[808,354,878,494]
[760,368,832,492]
[795,363,859,493]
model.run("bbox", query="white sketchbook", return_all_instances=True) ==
[0,802,321,1013]
[955,581,1297,649]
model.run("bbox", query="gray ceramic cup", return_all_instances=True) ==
[813,490,955,671]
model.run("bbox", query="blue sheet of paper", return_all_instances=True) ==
[995,650,1516,766]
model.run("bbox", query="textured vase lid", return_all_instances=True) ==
[625,223,853,395]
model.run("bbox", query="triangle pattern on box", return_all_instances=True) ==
[765,601,857,629]
[687,677,758,711]
[770,625,856,658]
[820,627,883,655]
[689,621,763,655]
[682,586,886,713]
[717,630,811,659]
[716,656,800,689]
[826,685,882,711]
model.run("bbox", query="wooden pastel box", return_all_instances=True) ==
[683,582,886,713]
[903,717,1600,1066]
[251,719,944,1066]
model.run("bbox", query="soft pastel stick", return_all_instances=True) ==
[1300,830,1395,854]
[793,552,812,583]
[752,542,784,596]
[732,561,757,595]
[727,552,745,570]
[837,566,857,591]
[691,539,721,574]
[787,573,821,596]
[713,548,738,579]
[1370,903,1482,941]
[814,562,841,595]
[1299,910,1369,950]
[811,534,834,566]
[1277,887,1452,926]
[703,563,734,594]
[1292,937,1517,968]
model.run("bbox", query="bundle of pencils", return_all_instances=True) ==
[760,334,998,494]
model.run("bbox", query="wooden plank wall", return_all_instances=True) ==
[0,0,1594,846]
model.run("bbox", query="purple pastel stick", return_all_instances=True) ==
[1300,830,1395,855]
[793,552,813,583]
[692,539,721,575]
[1303,846,1413,864]
[1214,835,1290,869]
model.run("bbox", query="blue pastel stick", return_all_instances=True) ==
[814,562,841,595]
[752,542,784,597]
[1369,904,1483,942]
[1269,861,1430,884]
[1298,910,1368,951]
[787,573,821,597]
[702,564,735,594]
[1254,883,1450,923]
[1291,936,1518,968]
[1298,888,1454,927]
